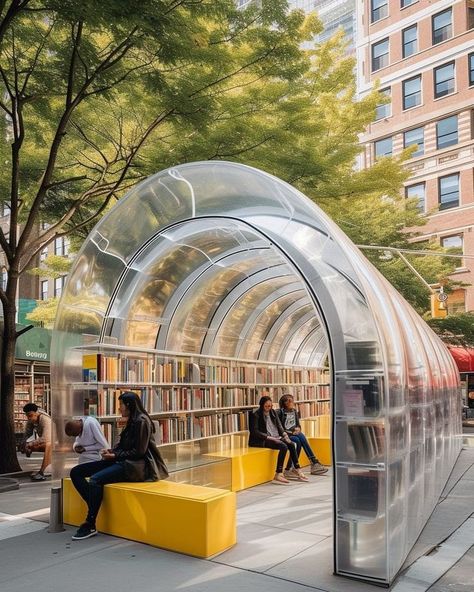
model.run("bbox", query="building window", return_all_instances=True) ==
[447,289,466,315]
[469,53,474,86]
[54,276,65,298]
[436,115,458,149]
[371,0,388,23]
[40,248,48,262]
[374,137,392,158]
[54,236,69,256]
[441,234,463,252]
[402,25,417,58]
[441,234,464,271]
[469,2,474,30]
[403,75,421,110]
[434,62,455,99]
[438,173,460,209]
[371,38,389,72]
[404,127,424,156]
[375,88,391,121]
[432,8,453,45]
[405,183,425,211]
[41,280,48,301]
[401,0,417,7]
[1,269,7,291]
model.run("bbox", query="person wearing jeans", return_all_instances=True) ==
[70,391,168,540]
[249,395,308,485]
[278,394,328,476]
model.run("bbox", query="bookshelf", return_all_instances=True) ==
[73,345,330,447]
[13,366,51,433]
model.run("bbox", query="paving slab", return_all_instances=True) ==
[0,528,321,592]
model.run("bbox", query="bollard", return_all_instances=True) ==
[48,486,65,533]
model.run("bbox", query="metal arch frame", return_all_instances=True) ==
[198,266,297,355]
[293,325,327,366]
[232,283,308,359]
[153,250,284,350]
[272,313,321,365]
[259,297,315,359]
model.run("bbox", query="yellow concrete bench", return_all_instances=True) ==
[206,438,331,492]
[62,478,236,558]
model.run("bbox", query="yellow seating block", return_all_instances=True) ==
[207,448,278,491]
[208,438,332,491]
[299,437,332,467]
[63,478,236,558]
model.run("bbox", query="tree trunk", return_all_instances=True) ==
[0,297,21,474]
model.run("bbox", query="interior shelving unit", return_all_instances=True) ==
[73,344,330,447]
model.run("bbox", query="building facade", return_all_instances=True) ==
[357,0,474,312]
[289,0,356,51]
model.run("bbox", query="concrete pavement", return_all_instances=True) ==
[0,441,473,591]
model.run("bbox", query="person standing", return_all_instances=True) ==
[69,391,168,540]
[19,403,52,481]
[278,394,328,476]
[249,395,308,484]
[65,416,110,464]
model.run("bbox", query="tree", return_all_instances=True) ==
[427,313,474,348]
[139,28,457,314]
[0,0,316,473]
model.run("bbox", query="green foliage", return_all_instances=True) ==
[25,297,58,329]
[28,255,72,279]
[427,313,474,347]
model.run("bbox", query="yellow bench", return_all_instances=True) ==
[207,437,331,492]
[62,478,236,558]
[300,437,332,466]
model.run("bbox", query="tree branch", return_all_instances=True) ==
[0,0,30,48]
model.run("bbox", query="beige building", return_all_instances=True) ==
[357,0,474,313]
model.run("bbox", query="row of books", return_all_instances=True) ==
[82,354,329,386]
[83,386,331,417]
[299,401,330,418]
[153,411,249,444]
[348,424,385,461]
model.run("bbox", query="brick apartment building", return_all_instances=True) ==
[357,0,474,313]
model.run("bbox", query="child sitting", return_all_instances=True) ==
[278,394,328,477]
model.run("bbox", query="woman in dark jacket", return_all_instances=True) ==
[70,391,168,540]
[249,395,308,484]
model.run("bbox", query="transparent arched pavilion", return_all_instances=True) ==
[52,161,462,586]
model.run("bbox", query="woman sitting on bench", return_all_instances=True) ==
[70,391,168,540]
[249,395,308,485]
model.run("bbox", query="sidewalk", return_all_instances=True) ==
[0,441,473,592]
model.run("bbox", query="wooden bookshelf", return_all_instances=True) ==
[73,345,331,446]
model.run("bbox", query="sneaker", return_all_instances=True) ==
[283,469,298,480]
[30,472,49,481]
[290,468,309,482]
[272,473,290,485]
[311,462,329,475]
[72,523,97,540]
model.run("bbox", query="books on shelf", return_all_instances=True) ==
[76,350,331,446]
[348,423,385,461]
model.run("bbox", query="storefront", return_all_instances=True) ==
[13,326,51,434]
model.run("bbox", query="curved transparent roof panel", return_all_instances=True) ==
[52,161,462,586]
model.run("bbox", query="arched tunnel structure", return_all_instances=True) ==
[52,161,462,585]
